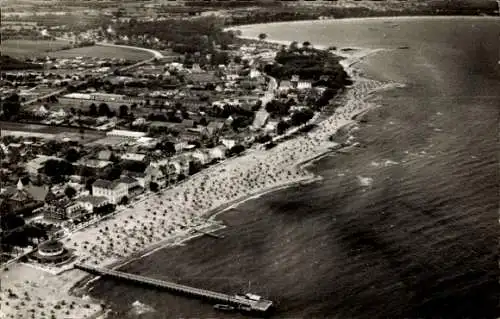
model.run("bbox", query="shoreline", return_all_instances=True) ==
[0,26,401,319]
[227,15,500,32]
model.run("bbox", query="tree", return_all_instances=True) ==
[44,159,74,178]
[88,103,97,116]
[119,196,129,205]
[105,164,123,181]
[131,103,138,110]
[2,93,21,119]
[302,41,311,48]
[65,148,80,163]
[228,144,245,156]
[258,33,267,41]
[149,181,159,192]
[291,108,314,126]
[64,186,77,199]
[98,103,111,117]
[0,214,25,231]
[277,120,290,135]
[289,41,299,51]
[155,140,176,157]
[188,161,202,176]
[119,104,128,118]
[85,178,96,192]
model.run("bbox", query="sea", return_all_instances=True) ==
[89,17,500,319]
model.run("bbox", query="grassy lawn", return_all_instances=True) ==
[47,45,153,61]
[1,39,71,58]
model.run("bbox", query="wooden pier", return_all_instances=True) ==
[74,263,273,313]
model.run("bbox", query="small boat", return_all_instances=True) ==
[213,304,235,312]
[398,46,410,50]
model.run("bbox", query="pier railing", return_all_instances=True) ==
[74,263,273,312]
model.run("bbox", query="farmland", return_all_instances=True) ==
[1,39,71,58]
[47,45,153,61]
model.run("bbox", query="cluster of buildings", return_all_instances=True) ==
[0,31,326,266]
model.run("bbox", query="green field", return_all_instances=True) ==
[1,39,71,58]
[1,40,153,61]
[47,45,152,61]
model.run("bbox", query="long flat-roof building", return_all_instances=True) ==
[58,92,143,110]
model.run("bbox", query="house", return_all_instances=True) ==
[181,119,195,129]
[124,172,150,189]
[44,197,71,220]
[278,80,293,92]
[132,117,147,126]
[92,179,128,204]
[208,145,227,161]
[201,121,224,139]
[65,201,88,219]
[221,138,236,149]
[249,69,261,79]
[145,164,166,187]
[1,180,40,215]
[97,150,113,161]
[77,159,113,175]
[106,130,147,139]
[185,71,220,87]
[252,109,270,129]
[25,155,60,176]
[119,176,143,197]
[76,195,109,213]
[121,153,147,163]
[191,149,210,165]
[297,80,312,90]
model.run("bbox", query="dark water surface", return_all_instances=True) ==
[90,17,500,319]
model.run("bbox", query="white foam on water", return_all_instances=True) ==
[357,176,374,187]
[130,300,155,315]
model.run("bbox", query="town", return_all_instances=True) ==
[0,2,360,316]
[2,0,496,318]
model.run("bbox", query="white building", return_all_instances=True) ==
[191,150,210,165]
[221,139,236,149]
[252,109,270,129]
[297,80,312,90]
[121,153,147,164]
[107,130,147,139]
[209,145,227,161]
[92,179,128,204]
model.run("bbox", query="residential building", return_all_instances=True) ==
[107,130,147,139]
[252,109,270,129]
[278,80,293,92]
[76,195,109,213]
[121,152,147,163]
[297,80,312,90]
[145,164,166,187]
[208,145,227,161]
[25,155,60,176]
[191,150,210,165]
[58,92,142,109]
[77,159,113,175]
[92,179,128,204]
[221,138,236,149]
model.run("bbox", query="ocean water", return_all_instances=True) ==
[89,17,500,319]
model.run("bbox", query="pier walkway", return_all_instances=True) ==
[74,263,273,312]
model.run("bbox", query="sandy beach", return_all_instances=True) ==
[0,37,403,319]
